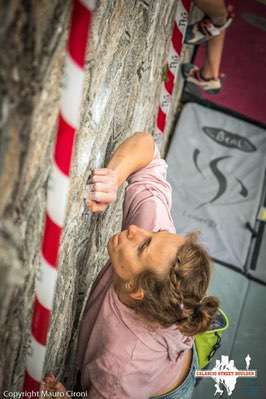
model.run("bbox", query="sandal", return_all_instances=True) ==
[181,63,223,94]
[185,9,234,45]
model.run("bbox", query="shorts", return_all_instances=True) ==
[150,344,198,399]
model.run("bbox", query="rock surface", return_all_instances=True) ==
[0,0,190,391]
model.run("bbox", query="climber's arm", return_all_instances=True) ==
[107,132,154,186]
[87,132,154,213]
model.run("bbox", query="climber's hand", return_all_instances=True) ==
[40,373,67,398]
[86,168,119,213]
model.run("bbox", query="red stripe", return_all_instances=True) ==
[172,21,183,55]
[182,0,191,13]
[54,114,76,176]
[68,0,92,68]
[165,68,175,95]
[42,213,61,267]
[31,296,51,346]
[23,370,40,392]
[157,107,166,133]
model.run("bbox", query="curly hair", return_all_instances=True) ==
[122,232,219,336]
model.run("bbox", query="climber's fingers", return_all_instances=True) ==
[85,168,119,213]
[88,190,117,204]
[55,382,68,397]
[88,168,118,188]
[40,379,57,396]
[90,168,114,175]
[88,181,115,193]
[40,385,67,398]
[89,174,112,184]
[39,381,47,394]
[42,372,57,387]
[87,199,108,213]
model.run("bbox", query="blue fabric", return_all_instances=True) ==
[150,345,198,399]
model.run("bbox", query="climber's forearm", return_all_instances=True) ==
[87,132,154,213]
[106,132,155,187]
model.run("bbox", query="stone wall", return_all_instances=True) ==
[0,0,190,392]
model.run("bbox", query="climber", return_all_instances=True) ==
[182,0,234,94]
[40,132,219,398]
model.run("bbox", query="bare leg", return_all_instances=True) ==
[193,0,229,79]
[182,0,232,90]
[201,30,225,80]
[193,0,228,26]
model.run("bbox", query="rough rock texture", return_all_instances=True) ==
[0,0,191,392]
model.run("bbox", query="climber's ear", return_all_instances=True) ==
[129,288,144,301]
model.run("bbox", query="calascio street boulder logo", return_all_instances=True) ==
[195,354,257,396]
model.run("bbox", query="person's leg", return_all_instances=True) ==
[200,30,225,80]
[181,29,225,92]
[185,1,233,46]
[193,0,228,27]
[182,0,233,92]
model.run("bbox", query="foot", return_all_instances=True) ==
[185,8,234,45]
[181,63,222,94]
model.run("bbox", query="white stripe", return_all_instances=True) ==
[26,335,46,382]
[155,0,189,138]
[175,0,189,36]
[167,44,181,76]
[47,162,70,227]
[79,0,97,10]
[36,256,57,310]
[155,127,162,137]
[60,53,85,129]
[160,87,171,114]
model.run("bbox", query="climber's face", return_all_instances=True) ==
[107,224,185,282]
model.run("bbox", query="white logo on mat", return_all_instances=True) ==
[195,355,257,396]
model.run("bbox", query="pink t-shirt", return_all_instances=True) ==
[76,144,193,398]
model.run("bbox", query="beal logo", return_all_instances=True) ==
[202,127,257,153]
[195,354,257,396]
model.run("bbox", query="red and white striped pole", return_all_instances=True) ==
[23,0,96,392]
[155,0,191,140]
